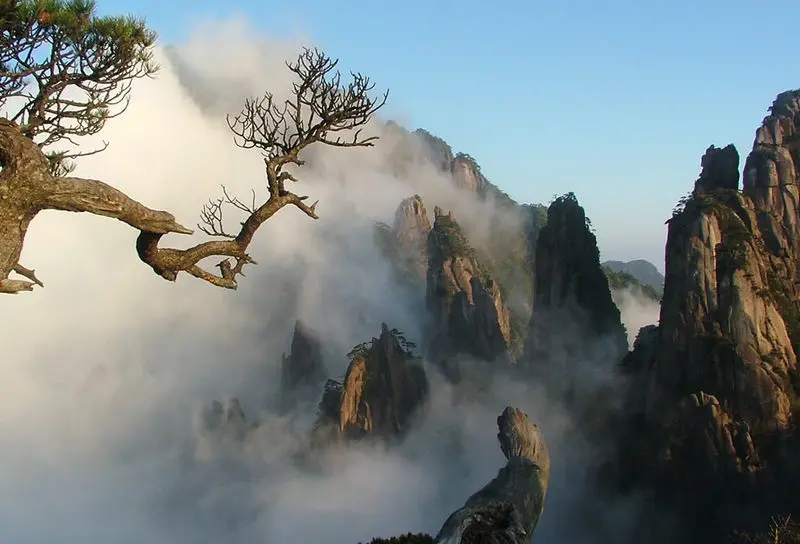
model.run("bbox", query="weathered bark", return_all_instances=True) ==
[0,208,33,293]
[0,116,317,293]
[1,117,209,292]
[42,175,195,234]
[0,47,387,295]
[434,406,550,544]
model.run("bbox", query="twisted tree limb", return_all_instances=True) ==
[434,407,551,544]
[0,33,387,294]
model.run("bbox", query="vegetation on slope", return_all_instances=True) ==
[603,267,661,302]
[602,259,664,295]
[431,212,478,262]
[535,192,625,339]
[379,129,549,357]
[346,326,418,363]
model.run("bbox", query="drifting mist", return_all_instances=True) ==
[0,18,661,544]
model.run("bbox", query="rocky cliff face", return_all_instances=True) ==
[375,195,432,286]
[451,154,487,195]
[280,320,327,407]
[524,193,628,391]
[311,378,345,448]
[425,207,513,381]
[380,127,546,358]
[394,195,432,257]
[410,128,522,210]
[653,180,796,429]
[523,203,549,258]
[312,324,429,445]
[616,90,800,539]
[379,191,541,360]
[408,128,488,199]
[414,128,454,172]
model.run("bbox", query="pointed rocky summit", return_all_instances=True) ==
[311,324,429,445]
[425,207,513,381]
[524,192,628,391]
[279,320,327,408]
[615,89,800,540]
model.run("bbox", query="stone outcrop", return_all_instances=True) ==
[411,128,521,209]
[413,128,454,172]
[410,129,488,198]
[376,195,432,286]
[694,144,741,194]
[524,193,628,390]
[622,324,660,368]
[312,324,429,445]
[383,127,546,361]
[394,195,432,256]
[380,194,541,362]
[667,392,760,482]
[652,184,796,429]
[380,124,548,361]
[450,154,487,195]
[615,89,800,539]
[618,325,660,417]
[280,320,327,407]
[425,207,513,380]
[434,407,550,544]
[644,91,800,427]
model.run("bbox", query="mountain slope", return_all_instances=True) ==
[602,259,664,296]
[615,89,800,541]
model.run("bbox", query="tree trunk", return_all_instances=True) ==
[0,208,35,293]
[434,407,550,544]
[0,118,194,292]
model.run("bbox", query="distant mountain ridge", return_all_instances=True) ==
[602,259,664,296]
[602,267,661,302]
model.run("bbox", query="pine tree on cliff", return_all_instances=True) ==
[0,0,387,294]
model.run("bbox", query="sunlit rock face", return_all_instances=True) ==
[616,90,800,540]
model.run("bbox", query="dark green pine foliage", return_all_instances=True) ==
[535,192,624,338]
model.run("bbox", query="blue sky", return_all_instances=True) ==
[99,0,800,269]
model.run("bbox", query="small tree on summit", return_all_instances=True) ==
[0,0,387,294]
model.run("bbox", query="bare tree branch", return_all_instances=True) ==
[43,175,194,234]
[13,263,43,287]
[133,46,387,289]
[0,19,387,295]
[197,186,257,238]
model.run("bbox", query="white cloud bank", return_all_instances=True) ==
[0,17,662,544]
